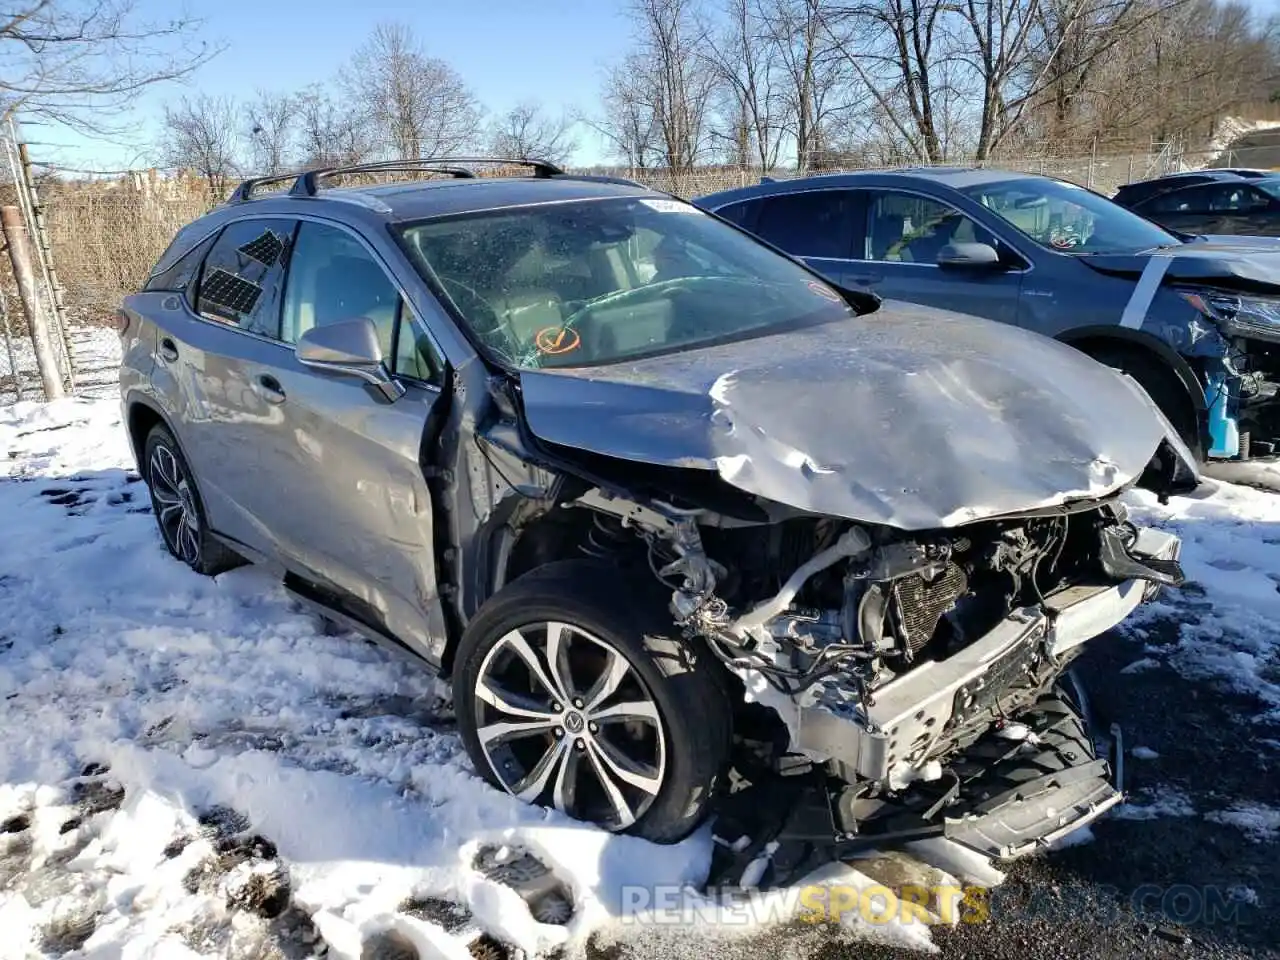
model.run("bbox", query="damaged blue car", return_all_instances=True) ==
[698,169,1280,461]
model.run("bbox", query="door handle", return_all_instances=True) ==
[158,337,179,363]
[848,274,883,286]
[254,373,286,404]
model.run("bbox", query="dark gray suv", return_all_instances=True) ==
[119,159,1186,874]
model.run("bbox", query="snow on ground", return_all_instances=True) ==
[0,399,948,958]
[1,377,1279,958]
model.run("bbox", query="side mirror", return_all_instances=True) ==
[296,317,404,402]
[937,242,1002,271]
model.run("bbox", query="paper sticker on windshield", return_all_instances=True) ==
[808,280,843,302]
[535,326,582,356]
[640,198,703,214]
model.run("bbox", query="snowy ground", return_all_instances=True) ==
[2,364,1280,958]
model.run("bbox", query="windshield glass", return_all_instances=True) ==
[1255,177,1280,201]
[960,178,1179,254]
[397,196,856,369]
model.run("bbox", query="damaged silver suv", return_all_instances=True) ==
[119,159,1190,878]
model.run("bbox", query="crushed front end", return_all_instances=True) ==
[649,498,1182,884]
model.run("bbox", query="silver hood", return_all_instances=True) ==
[517,302,1191,530]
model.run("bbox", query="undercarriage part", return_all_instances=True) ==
[706,687,1122,890]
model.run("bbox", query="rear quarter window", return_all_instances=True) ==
[143,232,218,294]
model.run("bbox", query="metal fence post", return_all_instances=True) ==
[2,205,64,400]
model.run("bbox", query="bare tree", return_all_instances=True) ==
[161,95,241,204]
[627,0,720,171]
[487,102,578,165]
[342,22,481,160]
[0,0,220,132]
[703,0,788,168]
[244,90,296,175]
[589,59,663,168]
[764,0,850,168]
[295,84,370,167]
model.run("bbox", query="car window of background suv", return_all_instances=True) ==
[865,192,995,263]
[753,191,854,258]
[194,219,294,337]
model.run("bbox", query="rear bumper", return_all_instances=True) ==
[795,528,1181,782]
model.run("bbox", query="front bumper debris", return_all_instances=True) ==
[704,526,1181,890]
[708,683,1125,888]
[791,528,1180,784]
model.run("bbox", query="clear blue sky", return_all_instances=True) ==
[24,0,636,172]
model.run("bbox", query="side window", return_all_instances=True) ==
[1217,185,1271,212]
[194,219,294,337]
[714,200,756,229]
[145,232,217,294]
[284,221,439,382]
[753,191,855,259]
[283,221,399,355]
[393,301,444,383]
[865,192,996,263]
[1141,184,1227,215]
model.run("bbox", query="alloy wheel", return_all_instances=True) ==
[473,621,667,830]
[149,443,201,566]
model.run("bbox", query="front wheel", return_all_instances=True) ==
[453,560,732,843]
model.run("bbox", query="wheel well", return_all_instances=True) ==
[126,400,164,470]
[1060,333,1205,412]
[504,507,601,588]
[1059,333,1206,455]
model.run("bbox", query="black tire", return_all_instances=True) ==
[142,424,244,576]
[453,559,732,843]
[1088,344,1203,460]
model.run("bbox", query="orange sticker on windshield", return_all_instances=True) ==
[535,326,582,356]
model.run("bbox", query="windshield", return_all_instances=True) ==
[1255,177,1280,201]
[397,196,856,369]
[960,178,1180,254]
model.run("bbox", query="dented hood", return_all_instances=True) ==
[1081,240,1280,294]
[517,303,1182,530]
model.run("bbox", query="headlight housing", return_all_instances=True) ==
[1179,290,1280,340]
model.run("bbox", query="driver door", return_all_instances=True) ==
[252,219,451,661]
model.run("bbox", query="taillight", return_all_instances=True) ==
[115,310,130,336]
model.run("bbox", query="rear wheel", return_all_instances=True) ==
[143,424,243,576]
[453,560,732,843]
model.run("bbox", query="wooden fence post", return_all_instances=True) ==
[2,205,64,400]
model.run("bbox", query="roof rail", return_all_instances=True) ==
[288,156,566,198]
[227,171,305,204]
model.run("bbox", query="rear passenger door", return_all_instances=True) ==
[858,190,1025,323]
[251,219,450,661]
[150,217,298,554]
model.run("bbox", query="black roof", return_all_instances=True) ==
[321,176,660,220]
